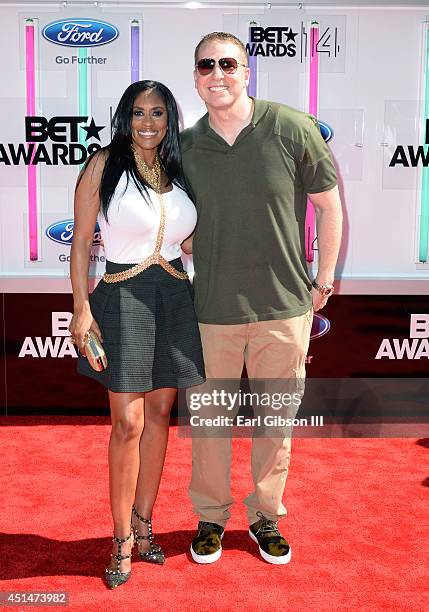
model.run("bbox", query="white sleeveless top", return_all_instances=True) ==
[98,173,197,264]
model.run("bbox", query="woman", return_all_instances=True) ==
[69,80,205,589]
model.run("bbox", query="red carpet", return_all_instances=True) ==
[0,417,428,611]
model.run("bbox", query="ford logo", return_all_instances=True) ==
[46,220,102,246]
[42,18,119,48]
[310,313,331,340]
[317,120,334,143]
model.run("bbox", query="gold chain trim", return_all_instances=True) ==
[103,148,188,284]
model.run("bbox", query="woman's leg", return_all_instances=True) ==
[133,387,176,551]
[108,390,145,572]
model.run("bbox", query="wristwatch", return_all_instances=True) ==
[312,280,335,297]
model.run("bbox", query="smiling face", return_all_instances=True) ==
[130,89,168,164]
[194,40,250,112]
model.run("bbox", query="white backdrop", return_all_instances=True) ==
[1,2,429,293]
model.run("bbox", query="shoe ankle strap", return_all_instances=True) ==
[132,505,152,524]
[134,533,151,541]
[112,531,132,544]
[132,506,154,545]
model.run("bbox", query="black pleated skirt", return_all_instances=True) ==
[77,258,205,393]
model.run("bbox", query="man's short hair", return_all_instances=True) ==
[194,32,248,65]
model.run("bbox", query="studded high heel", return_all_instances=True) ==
[132,505,165,565]
[105,531,133,589]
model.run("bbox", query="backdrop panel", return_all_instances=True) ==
[3,293,428,414]
[1,2,428,413]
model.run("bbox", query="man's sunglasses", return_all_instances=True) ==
[195,57,248,76]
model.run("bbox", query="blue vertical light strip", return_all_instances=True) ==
[419,25,429,262]
[131,20,140,83]
[247,22,257,97]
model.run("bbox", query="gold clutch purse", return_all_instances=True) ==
[84,330,108,372]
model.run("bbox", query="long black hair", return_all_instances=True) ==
[82,80,189,220]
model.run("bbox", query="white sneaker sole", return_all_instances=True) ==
[249,529,292,565]
[190,531,224,564]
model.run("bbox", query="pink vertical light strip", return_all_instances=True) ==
[25,19,38,261]
[305,21,319,263]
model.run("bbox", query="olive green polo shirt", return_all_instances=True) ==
[181,98,337,324]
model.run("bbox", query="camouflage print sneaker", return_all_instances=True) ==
[249,511,291,565]
[190,521,225,564]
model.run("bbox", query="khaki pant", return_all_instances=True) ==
[189,311,313,527]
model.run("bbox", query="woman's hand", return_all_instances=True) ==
[69,304,103,355]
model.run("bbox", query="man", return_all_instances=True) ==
[181,31,342,565]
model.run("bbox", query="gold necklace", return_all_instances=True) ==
[131,144,161,193]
